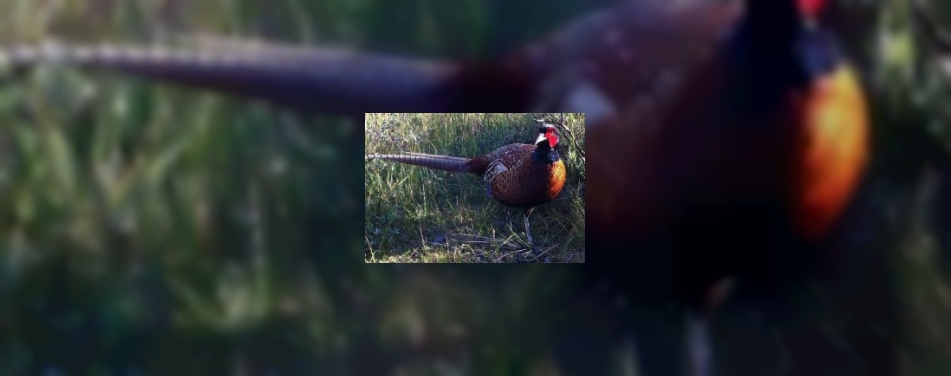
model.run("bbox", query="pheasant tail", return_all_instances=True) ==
[0,39,459,117]
[365,153,473,173]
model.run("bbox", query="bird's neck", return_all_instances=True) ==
[724,7,842,112]
[533,143,560,165]
[742,1,804,37]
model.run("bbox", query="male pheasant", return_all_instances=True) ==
[366,122,565,249]
[576,1,886,375]
[0,1,895,374]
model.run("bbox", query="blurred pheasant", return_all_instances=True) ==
[366,122,565,249]
[0,1,900,374]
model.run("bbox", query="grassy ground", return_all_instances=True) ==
[364,113,585,263]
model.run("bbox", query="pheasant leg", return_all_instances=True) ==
[524,207,536,249]
[686,312,714,376]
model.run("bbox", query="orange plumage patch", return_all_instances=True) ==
[789,65,870,240]
[547,160,567,202]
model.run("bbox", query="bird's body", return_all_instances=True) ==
[367,123,565,248]
[368,142,565,208]
[589,0,870,283]
[575,0,879,375]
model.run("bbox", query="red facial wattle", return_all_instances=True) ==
[546,130,558,148]
[797,0,826,18]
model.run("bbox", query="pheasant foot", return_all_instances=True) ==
[524,207,537,250]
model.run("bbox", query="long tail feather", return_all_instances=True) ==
[0,39,462,117]
[366,153,472,173]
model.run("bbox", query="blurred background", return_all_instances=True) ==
[0,0,950,374]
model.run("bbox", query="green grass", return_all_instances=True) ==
[364,113,585,263]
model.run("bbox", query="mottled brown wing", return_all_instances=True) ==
[518,1,742,116]
[483,144,565,207]
[580,1,742,238]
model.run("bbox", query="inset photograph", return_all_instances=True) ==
[365,113,585,263]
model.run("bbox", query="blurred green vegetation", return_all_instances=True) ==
[364,113,585,263]
[2,0,951,374]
